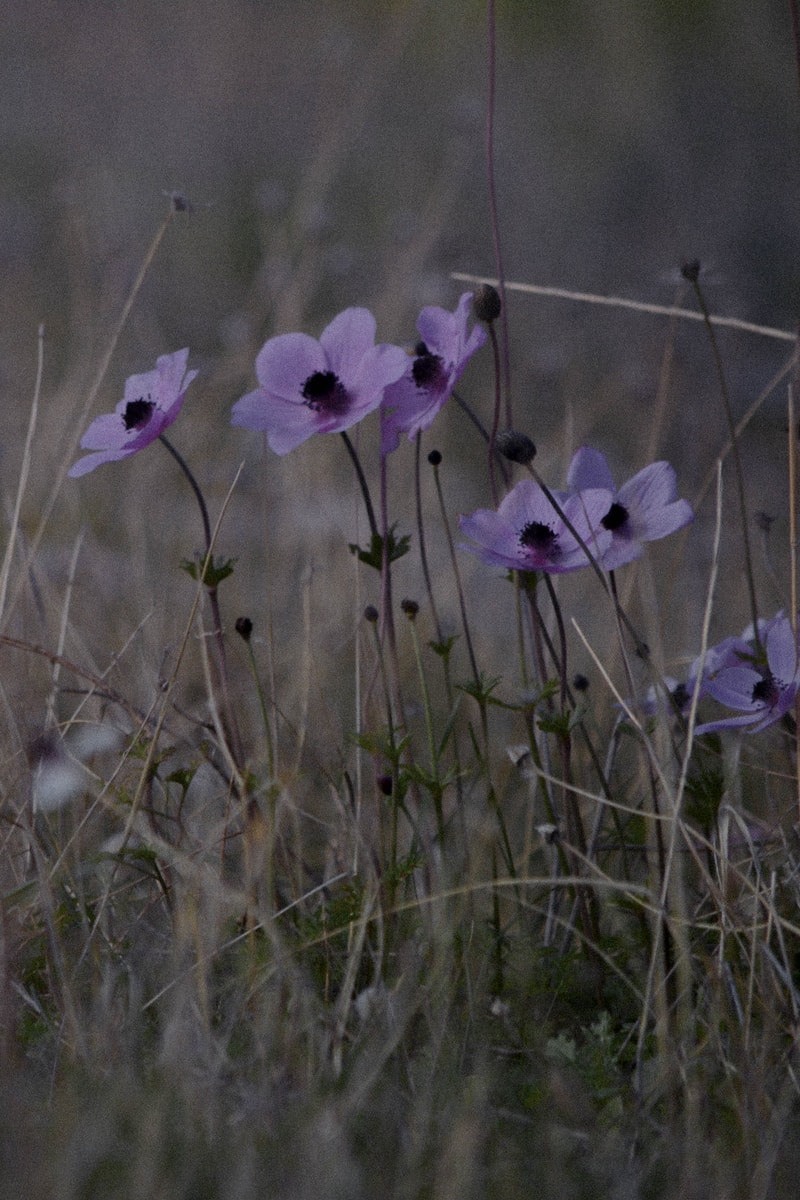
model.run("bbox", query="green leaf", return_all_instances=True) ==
[348,525,411,571]
[457,674,501,705]
[429,634,459,660]
[180,555,237,587]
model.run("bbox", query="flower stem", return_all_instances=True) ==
[159,434,244,772]
[340,430,379,541]
[159,435,212,548]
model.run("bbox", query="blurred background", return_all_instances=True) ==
[1,0,798,756]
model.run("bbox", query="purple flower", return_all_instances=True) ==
[567,447,693,570]
[232,308,408,455]
[380,293,486,454]
[459,478,613,574]
[69,349,197,478]
[695,614,800,734]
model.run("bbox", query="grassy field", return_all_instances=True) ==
[3,2,800,1196]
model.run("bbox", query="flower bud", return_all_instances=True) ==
[473,283,502,323]
[235,616,253,642]
[495,429,536,464]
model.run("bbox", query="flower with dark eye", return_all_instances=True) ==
[695,614,800,735]
[232,308,408,454]
[566,447,693,569]
[459,478,612,575]
[69,349,197,477]
[380,293,486,454]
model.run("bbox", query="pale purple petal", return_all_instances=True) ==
[705,667,763,710]
[254,333,326,400]
[567,447,615,493]
[320,308,378,380]
[231,388,322,453]
[766,616,798,681]
[351,343,411,403]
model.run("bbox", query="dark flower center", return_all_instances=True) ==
[602,501,629,532]
[519,521,558,556]
[301,370,350,416]
[123,397,155,431]
[752,675,780,706]
[412,342,447,390]
[671,683,690,712]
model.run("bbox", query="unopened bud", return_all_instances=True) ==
[235,616,253,642]
[473,283,502,323]
[495,429,536,464]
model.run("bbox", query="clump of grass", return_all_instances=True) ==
[3,9,800,1200]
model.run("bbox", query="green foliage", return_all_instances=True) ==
[179,554,237,587]
[348,524,411,570]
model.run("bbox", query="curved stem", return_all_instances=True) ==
[159,435,212,553]
[340,430,379,541]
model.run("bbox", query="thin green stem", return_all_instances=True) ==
[406,615,445,845]
[243,637,275,780]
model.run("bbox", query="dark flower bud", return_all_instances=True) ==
[235,616,253,642]
[495,429,536,464]
[428,449,442,466]
[377,774,393,796]
[754,510,774,534]
[473,283,502,323]
[573,673,589,692]
[401,598,419,620]
[364,605,379,624]
[680,259,700,282]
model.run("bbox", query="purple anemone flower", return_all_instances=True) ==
[69,349,197,478]
[567,447,693,570]
[459,478,613,575]
[695,614,800,735]
[380,293,486,454]
[232,308,408,455]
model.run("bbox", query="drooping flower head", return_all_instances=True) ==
[232,308,408,455]
[381,292,486,454]
[567,447,693,570]
[459,478,613,575]
[69,349,197,477]
[695,613,800,735]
